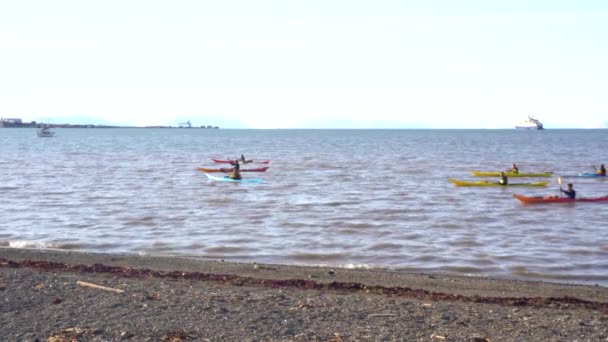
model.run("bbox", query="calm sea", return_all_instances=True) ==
[1,128,607,286]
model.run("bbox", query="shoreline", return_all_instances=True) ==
[1,247,607,299]
[2,248,608,340]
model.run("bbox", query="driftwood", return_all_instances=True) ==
[77,281,124,293]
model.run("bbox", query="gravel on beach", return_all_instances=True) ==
[1,248,608,341]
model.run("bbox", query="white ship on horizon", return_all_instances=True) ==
[515,116,544,130]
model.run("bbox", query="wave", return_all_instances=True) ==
[3,240,83,250]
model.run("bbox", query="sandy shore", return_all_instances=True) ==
[1,248,607,341]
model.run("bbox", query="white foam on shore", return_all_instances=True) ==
[7,240,52,249]
[340,264,377,270]
[4,240,84,250]
[308,263,378,270]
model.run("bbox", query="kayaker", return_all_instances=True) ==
[240,154,247,162]
[597,164,606,176]
[498,172,508,185]
[228,160,242,180]
[560,183,576,199]
[510,163,519,174]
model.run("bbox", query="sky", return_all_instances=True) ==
[1,1,607,128]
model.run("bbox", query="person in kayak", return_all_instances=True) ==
[228,160,242,180]
[498,172,508,185]
[596,164,606,176]
[509,163,519,174]
[560,183,576,199]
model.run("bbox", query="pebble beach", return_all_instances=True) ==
[2,248,608,341]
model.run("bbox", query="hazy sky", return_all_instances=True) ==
[1,1,607,128]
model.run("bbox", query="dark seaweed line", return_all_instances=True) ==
[2,258,607,314]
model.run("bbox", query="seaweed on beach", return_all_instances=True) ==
[2,257,607,314]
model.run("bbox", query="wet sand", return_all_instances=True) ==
[1,248,607,341]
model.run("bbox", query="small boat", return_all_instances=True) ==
[560,172,607,179]
[515,116,544,130]
[36,126,55,137]
[513,194,608,204]
[205,173,262,183]
[212,158,271,165]
[448,178,549,187]
[197,166,269,173]
[470,171,552,178]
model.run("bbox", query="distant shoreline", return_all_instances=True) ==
[0,126,516,129]
[7,125,220,129]
[0,123,220,129]
[0,117,219,129]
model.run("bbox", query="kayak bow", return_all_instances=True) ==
[513,194,608,204]
[448,178,549,187]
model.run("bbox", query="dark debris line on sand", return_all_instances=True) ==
[2,255,608,341]
[2,257,608,314]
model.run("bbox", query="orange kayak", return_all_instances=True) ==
[513,194,608,204]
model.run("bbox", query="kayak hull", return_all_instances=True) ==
[212,158,270,165]
[205,173,262,183]
[448,178,549,187]
[471,171,552,178]
[561,172,607,178]
[197,167,269,173]
[513,194,608,204]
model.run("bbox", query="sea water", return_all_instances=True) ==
[1,128,607,285]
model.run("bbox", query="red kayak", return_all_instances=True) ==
[197,166,269,173]
[212,158,271,165]
[513,194,608,204]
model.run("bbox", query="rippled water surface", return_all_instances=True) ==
[2,128,608,285]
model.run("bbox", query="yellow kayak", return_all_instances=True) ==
[448,178,549,187]
[470,171,553,178]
